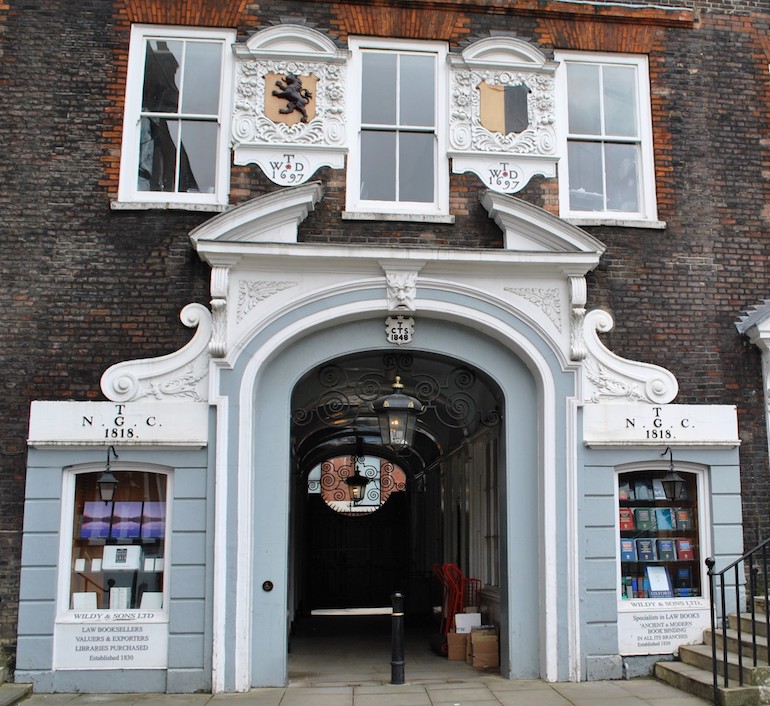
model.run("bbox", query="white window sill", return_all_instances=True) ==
[111,200,229,213]
[342,211,455,224]
[565,217,666,230]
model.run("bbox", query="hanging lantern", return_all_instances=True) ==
[371,376,423,448]
[97,446,119,502]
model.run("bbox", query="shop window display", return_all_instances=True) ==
[618,470,700,599]
[70,471,167,611]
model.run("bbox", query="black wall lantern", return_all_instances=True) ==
[371,376,424,449]
[661,447,685,500]
[98,446,119,502]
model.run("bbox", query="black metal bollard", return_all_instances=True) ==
[391,591,405,685]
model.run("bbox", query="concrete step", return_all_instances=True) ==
[680,642,770,685]
[655,660,760,706]
[733,612,770,639]
[707,628,770,664]
[0,684,32,706]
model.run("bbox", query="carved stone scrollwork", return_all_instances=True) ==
[231,25,347,184]
[386,272,418,313]
[100,303,212,403]
[209,266,229,358]
[569,276,587,361]
[448,37,558,193]
[582,309,678,405]
[237,280,299,322]
[505,287,562,332]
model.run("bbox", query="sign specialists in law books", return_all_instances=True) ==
[617,598,709,655]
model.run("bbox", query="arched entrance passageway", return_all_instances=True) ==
[238,308,551,687]
[288,352,505,646]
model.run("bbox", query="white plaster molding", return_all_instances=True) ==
[232,24,347,182]
[448,37,558,193]
[582,309,678,405]
[736,300,770,463]
[100,303,212,403]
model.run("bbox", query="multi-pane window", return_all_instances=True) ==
[556,52,657,222]
[347,38,448,215]
[119,26,234,207]
[69,470,168,611]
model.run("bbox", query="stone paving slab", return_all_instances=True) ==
[9,678,714,705]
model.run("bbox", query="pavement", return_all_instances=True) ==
[0,615,713,705]
[0,677,713,706]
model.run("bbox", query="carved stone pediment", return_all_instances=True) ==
[448,36,559,194]
[232,25,348,185]
[100,186,678,409]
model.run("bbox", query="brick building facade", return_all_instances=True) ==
[1,0,768,693]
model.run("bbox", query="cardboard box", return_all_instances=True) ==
[446,631,467,661]
[471,633,499,669]
[468,627,499,670]
[455,612,481,633]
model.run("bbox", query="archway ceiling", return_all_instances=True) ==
[290,352,502,478]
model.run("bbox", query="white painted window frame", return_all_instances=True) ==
[345,37,449,218]
[56,465,173,619]
[614,463,711,605]
[117,24,235,209]
[555,51,659,227]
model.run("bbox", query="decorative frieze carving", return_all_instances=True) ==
[505,287,562,332]
[237,280,299,322]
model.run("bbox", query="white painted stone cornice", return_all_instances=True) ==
[582,309,678,405]
[736,300,770,351]
[480,191,606,256]
[190,182,323,248]
[236,24,344,61]
[101,303,212,403]
[736,300,770,461]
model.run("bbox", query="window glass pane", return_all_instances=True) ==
[399,132,434,202]
[361,130,396,200]
[178,120,218,193]
[567,63,601,135]
[138,117,179,192]
[568,141,604,211]
[399,54,435,127]
[605,143,640,212]
[142,40,182,113]
[603,65,638,137]
[71,471,167,611]
[181,41,222,115]
[618,470,700,599]
[362,53,397,125]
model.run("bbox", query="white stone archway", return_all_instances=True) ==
[100,184,679,691]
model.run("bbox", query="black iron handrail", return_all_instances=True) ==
[707,537,770,704]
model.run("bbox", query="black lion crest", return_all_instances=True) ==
[271,73,313,123]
